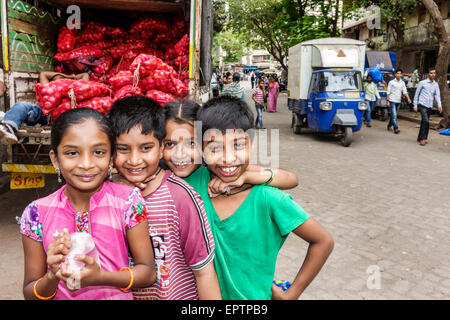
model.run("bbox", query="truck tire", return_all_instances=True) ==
[341,126,352,147]
[292,113,303,134]
[381,108,388,121]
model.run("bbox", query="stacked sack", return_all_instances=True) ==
[35,79,113,119]
[42,14,190,118]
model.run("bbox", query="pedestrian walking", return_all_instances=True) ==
[221,72,245,101]
[252,79,266,129]
[268,76,279,112]
[413,67,442,146]
[386,69,412,134]
[363,75,380,127]
[251,73,255,89]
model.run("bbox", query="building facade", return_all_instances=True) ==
[342,1,450,75]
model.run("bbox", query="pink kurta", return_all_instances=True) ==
[268,81,279,112]
[19,181,148,300]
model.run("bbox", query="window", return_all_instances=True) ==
[317,71,363,92]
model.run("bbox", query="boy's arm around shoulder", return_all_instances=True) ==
[243,165,298,190]
[207,165,298,198]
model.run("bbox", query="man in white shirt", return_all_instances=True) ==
[387,69,412,134]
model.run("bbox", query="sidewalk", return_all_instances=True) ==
[397,108,441,127]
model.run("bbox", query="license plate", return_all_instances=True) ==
[345,92,360,99]
[10,172,45,189]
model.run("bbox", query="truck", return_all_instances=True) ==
[287,38,368,147]
[0,0,213,191]
[364,50,396,121]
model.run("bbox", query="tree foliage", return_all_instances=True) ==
[224,0,343,72]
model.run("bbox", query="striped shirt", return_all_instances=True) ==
[413,78,441,109]
[132,170,215,300]
[252,87,265,105]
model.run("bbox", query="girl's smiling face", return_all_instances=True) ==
[49,118,111,193]
[163,119,202,178]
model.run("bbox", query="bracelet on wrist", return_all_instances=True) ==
[33,277,58,300]
[262,168,274,186]
[119,267,134,291]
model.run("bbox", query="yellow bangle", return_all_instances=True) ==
[33,277,57,300]
[119,267,134,291]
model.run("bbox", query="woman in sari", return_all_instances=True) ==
[268,76,280,112]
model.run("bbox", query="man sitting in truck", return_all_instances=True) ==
[0,71,89,145]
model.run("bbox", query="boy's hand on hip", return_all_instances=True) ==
[271,283,299,300]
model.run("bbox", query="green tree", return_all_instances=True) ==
[213,28,248,65]
[226,0,342,73]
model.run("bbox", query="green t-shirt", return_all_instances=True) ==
[184,167,310,300]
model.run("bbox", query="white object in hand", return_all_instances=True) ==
[66,232,101,272]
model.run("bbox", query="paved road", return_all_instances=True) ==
[0,81,449,299]
[241,81,450,300]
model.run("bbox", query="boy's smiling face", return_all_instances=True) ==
[114,125,163,184]
[203,129,251,183]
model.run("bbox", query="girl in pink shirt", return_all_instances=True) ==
[20,108,156,300]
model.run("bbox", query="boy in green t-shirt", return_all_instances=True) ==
[184,96,334,300]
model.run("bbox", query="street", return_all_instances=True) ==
[0,81,449,299]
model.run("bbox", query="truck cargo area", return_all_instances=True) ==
[0,0,213,190]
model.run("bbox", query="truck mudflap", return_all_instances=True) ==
[331,109,357,126]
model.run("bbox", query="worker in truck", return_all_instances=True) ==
[0,71,89,145]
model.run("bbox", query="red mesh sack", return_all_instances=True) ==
[109,71,133,91]
[105,26,127,40]
[174,34,189,57]
[93,55,115,75]
[130,54,176,78]
[113,85,143,101]
[138,70,174,93]
[57,26,77,52]
[130,17,169,39]
[69,80,112,102]
[54,46,104,62]
[145,90,175,106]
[78,96,114,114]
[139,70,188,97]
[107,41,149,60]
[49,99,72,120]
[78,21,106,43]
[172,54,189,70]
[35,79,74,114]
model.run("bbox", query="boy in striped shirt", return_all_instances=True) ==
[107,96,221,300]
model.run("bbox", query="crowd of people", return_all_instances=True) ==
[210,71,280,131]
[363,67,443,146]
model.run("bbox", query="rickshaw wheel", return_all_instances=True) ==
[292,113,303,134]
[381,108,389,121]
[341,126,352,147]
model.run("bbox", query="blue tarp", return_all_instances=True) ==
[439,128,450,136]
